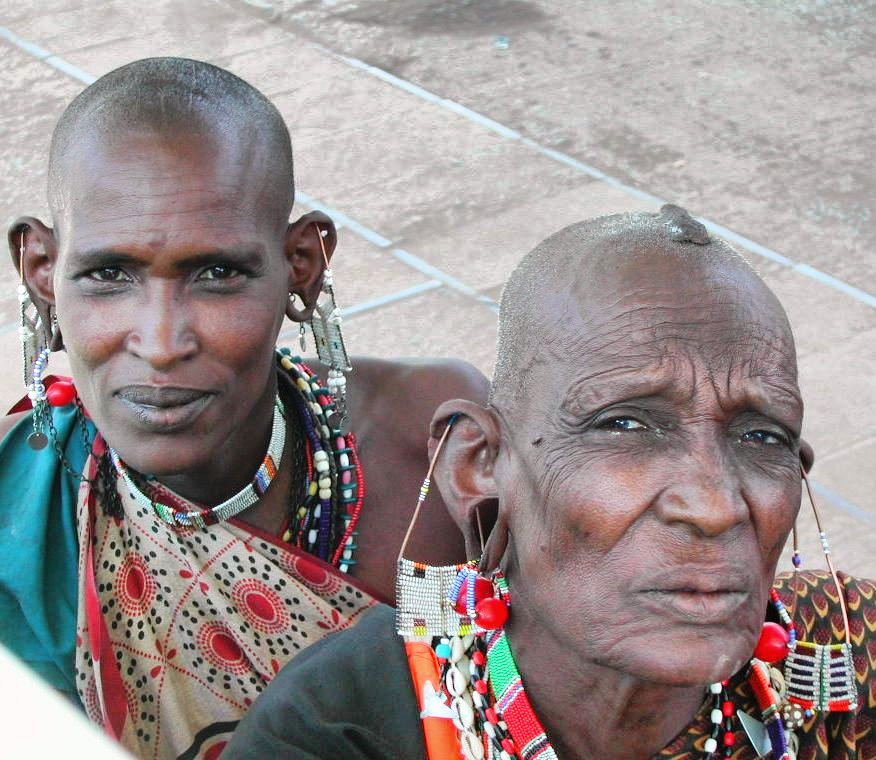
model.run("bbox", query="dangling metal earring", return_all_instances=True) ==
[781,469,858,714]
[298,322,307,352]
[309,224,352,430]
[17,229,45,391]
[27,347,50,450]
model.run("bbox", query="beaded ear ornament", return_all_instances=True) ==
[395,415,519,760]
[752,470,857,715]
[309,226,352,431]
[734,469,858,760]
[395,414,509,640]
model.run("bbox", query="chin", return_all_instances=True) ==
[105,429,214,477]
[612,627,758,687]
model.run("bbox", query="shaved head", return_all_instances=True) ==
[48,57,294,229]
[491,204,792,412]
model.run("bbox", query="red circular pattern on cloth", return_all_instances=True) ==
[197,622,250,675]
[283,553,343,596]
[231,579,290,634]
[115,553,155,617]
[83,675,101,724]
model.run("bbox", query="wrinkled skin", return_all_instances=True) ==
[435,244,807,760]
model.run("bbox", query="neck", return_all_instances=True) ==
[153,381,278,506]
[505,605,706,760]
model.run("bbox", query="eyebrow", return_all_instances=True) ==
[68,247,267,272]
[561,365,804,430]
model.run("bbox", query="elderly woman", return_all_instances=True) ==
[0,58,486,758]
[226,206,875,759]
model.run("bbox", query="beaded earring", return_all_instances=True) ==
[309,225,352,430]
[780,471,858,713]
[753,469,858,719]
[395,414,509,640]
[17,230,45,388]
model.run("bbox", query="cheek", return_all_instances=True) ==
[194,296,284,368]
[745,470,801,556]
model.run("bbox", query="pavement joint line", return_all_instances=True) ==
[278,279,444,342]
[810,480,876,527]
[390,249,498,311]
[305,37,876,310]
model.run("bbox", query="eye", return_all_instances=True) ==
[88,267,131,283]
[198,266,241,281]
[741,429,790,446]
[597,416,648,432]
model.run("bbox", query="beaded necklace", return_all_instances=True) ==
[111,396,286,529]
[110,349,365,572]
[434,577,793,760]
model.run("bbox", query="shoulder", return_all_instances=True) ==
[350,357,488,445]
[352,356,489,405]
[225,605,425,760]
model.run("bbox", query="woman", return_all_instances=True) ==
[226,206,875,759]
[0,57,486,758]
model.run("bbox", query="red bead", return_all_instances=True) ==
[46,381,76,407]
[475,597,509,629]
[721,700,734,717]
[723,732,736,746]
[475,679,488,694]
[485,707,498,725]
[452,574,494,615]
[472,651,486,667]
[753,621,790,663]
[501,738,517,754]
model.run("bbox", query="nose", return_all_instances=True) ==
[125,281,198,370]
[653,446,749,538]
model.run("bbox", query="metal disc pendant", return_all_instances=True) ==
[27,431,48,450]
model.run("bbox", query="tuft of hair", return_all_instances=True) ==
[489,204,752,408]
[47,57,294,222]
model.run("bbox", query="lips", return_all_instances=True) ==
[637,566,752,624]
[115,385,214,431]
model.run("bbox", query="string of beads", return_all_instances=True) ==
[107,349,365,572]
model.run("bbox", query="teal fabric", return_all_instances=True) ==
[0,406,92,697]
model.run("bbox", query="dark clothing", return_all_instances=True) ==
[224,605,426,759]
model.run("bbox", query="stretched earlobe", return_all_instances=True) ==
[799,440,815,474]
[429,399,503,560]
[9,217,61,350]
[284,210,338,321]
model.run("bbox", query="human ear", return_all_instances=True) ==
[284,211,338,321]
[8,217,62,349]
[429,399,506,563]
[799,439,815,474]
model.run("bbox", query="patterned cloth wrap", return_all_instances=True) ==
[74,440,376,759]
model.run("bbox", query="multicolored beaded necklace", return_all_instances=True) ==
[435,599,795,760]
[110,349,365,572]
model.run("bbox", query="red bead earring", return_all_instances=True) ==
[449,565,510,631]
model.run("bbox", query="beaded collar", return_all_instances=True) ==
[454,626,791,760]
[111,396,286,529]
[437,576,792,760]
[110,349,366,572]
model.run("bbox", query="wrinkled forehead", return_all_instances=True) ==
[523,244,800,417]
